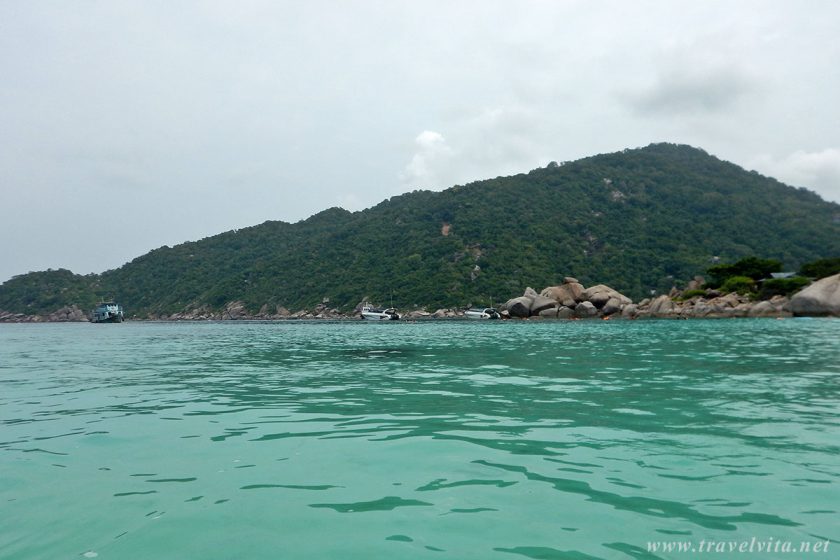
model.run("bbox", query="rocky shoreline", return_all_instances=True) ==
[496,273,840,320]
[498,277,793,320]
[2,273,838,322]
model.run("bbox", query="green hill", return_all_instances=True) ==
[2,143,839,317]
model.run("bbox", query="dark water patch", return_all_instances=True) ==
[214,499,229,504]
[19,447,68,455]
[723,469,771,477]
[33,430,86,441]
[385,534,413,542]
[449,507,498,514]
[556,467,593,474]
[234,464,256,469]
[603,541,660,559]
[495,546,604,559]
[655,529,692,535]
[240,484,339,491]
[252,430,334,441]
[416,478,516,492]
[805,533,840,545]
[183,407,254,416]
[211,426,257,441]
[145,477,197,483]
[475,460,800,531]
[309,496,433,513]
[319,433,371,440]
[605,477,646,490]
[376,430,571,456]
[658,473,719,481]
[113,491,157,497]
[185,496,203,502]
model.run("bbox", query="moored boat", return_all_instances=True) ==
[90,302,124,323]
[361,304,400,321]
[464,307,501,319]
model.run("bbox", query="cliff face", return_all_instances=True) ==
[2,143,840,318]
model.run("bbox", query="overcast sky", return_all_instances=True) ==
[2,1,839,283]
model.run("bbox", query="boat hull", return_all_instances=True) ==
[92,314,124,323]
[360,306,400,321]
[361,312,399,321]
[464,308,501,320]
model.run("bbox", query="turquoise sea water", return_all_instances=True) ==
[1,319,839,559]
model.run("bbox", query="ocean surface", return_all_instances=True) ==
[1,319,839,559]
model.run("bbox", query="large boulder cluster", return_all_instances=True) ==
[634,293,791,319]
[497,276,836,320]
[789,273,840,316]
[501,277,633,319]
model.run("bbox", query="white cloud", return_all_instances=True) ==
[400,131,454,190]
[748,148,840,202]
[398,106,550,193]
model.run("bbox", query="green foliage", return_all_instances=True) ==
[2,143,840,317]
[707,257,783,287]
[758,277,811,299]
[799,257,840,279]
[679,289,707,300]
[0,269,102,314]
[721,276,755,295]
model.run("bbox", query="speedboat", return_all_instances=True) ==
[464,307,501,319]
[361,305,400,321]
[91,302,124,323]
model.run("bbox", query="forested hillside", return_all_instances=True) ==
[2,143,839,317]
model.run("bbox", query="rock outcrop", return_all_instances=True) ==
[505,297,533,318]
[574,301,598,318]
[529,295,558,315]
[540,279,585,307]
[790,273,840,316]
[0,306,87,322]
[502,279,633,319]
[498,277,815,320]
[635,293,792,319]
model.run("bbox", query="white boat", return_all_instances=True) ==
[464,307,501,320]
[90,302,124,323]
[361,305,400,321]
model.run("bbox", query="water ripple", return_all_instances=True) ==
[1,319,838,558]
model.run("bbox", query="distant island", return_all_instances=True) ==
[2,143,839,321]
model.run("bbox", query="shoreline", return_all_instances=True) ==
[4,272,839,323]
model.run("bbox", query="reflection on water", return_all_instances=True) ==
[1,319,839,559]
